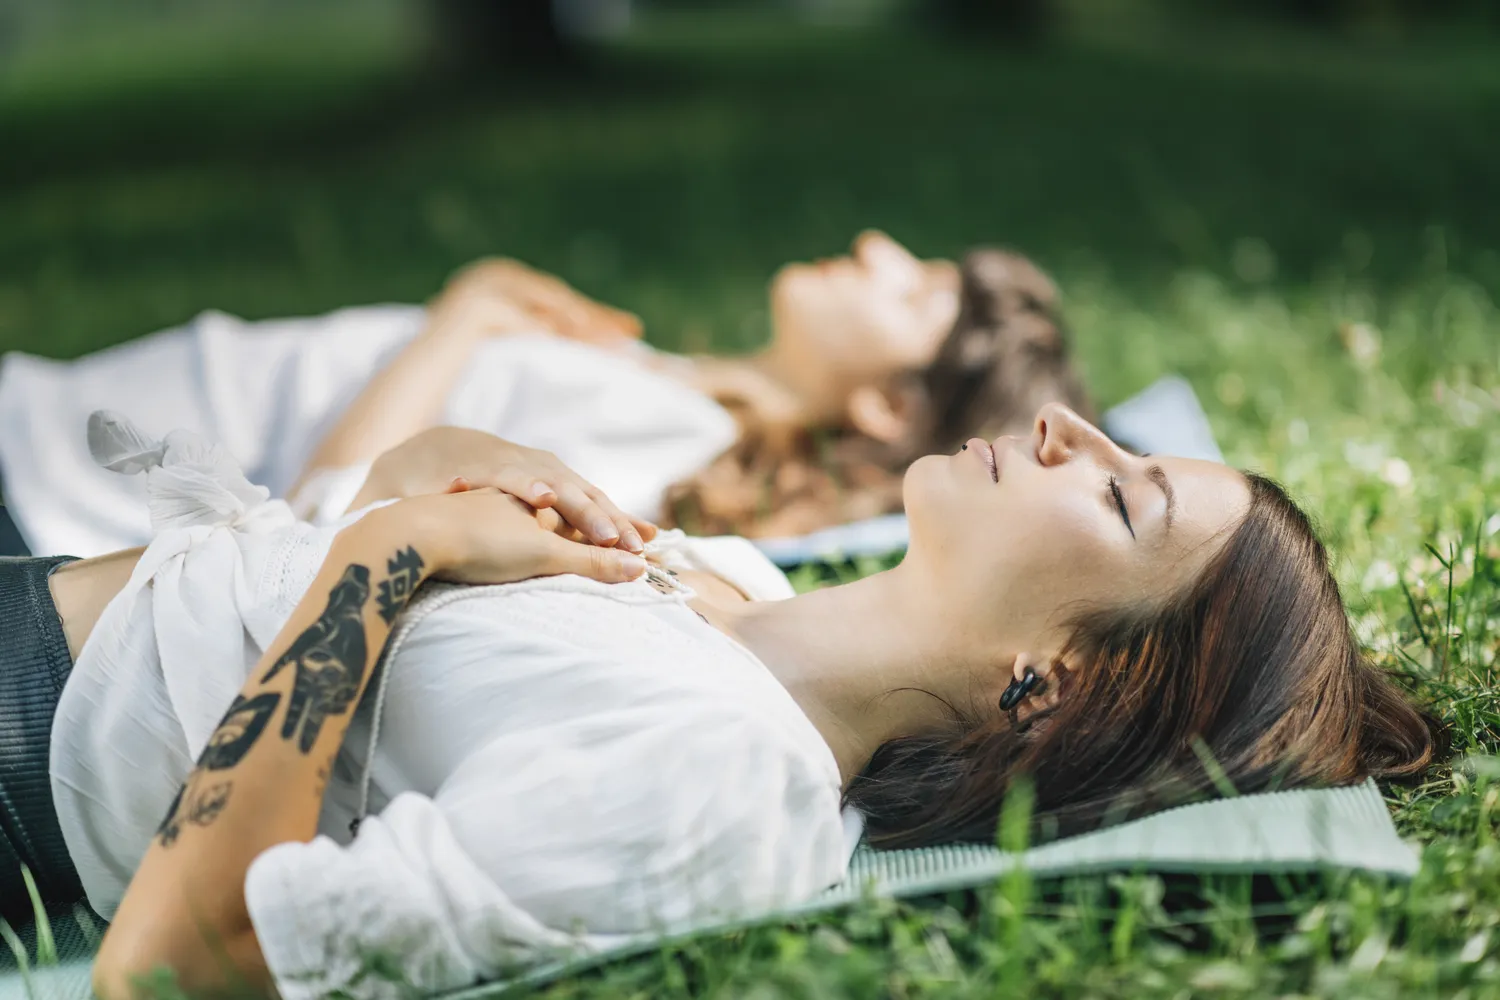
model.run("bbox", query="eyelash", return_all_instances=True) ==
[1107,475,1136,539]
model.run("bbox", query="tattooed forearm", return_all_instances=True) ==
[152,545,426,848]
[376,545,425,624]
[255,547,424,755]
[156,777,233,848]
[261,564,372,753]
[155,694,278,847]
[200,692,281,770]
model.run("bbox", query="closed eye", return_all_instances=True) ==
[1108,475,1135,539]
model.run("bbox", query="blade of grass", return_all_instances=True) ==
[72,904,102,952]
[1465,511,1492,682]
[1443,541,1457,681]
[1399,572,1434,654]
[995,777,1035,993]
[20,865,55,966]
[1191,737,1240,799]
[0,918,31,995]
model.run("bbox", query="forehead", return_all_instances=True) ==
[1152,456,1251,552]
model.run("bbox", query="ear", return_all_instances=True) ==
[1003,652,1075,723]
[846,383,911,444]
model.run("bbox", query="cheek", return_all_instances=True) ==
[981,492,1131,614]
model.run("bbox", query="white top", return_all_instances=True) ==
[0,307,737,556]
[51,416,850,1000]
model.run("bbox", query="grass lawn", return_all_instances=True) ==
[3,4,1499,996]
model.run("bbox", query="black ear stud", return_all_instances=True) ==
[999,667,1041,711]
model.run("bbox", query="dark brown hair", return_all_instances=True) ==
[845,473,1441,848]
[897,247,1094,459]
[663,248,1093,538]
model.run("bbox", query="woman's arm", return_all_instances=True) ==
[291,281,533,495]
[93,490,646,1000]
[292,259,642,499]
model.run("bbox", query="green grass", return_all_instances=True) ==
[3,5,1500,997]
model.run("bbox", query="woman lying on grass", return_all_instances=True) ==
[296,231,1094,539]
[0,232,1091,556]
[0,401,1434,999]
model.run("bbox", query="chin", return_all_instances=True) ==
[900,454,950,520]
[769,262,814,299]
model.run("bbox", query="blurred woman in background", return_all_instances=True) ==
[0,231,1092,556]
[297,231,1094,538]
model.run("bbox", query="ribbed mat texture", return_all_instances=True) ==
[0,779,1415,999]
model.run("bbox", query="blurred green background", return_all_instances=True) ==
[1,0,1497,513]
[3,0,1497,359]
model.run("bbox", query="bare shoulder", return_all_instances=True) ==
[49,547,145,660]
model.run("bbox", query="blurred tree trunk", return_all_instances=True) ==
[428,0,572,74]
[928,0,1054,44]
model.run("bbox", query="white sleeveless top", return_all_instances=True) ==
[50,415,849,1000]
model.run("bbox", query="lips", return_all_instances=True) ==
[965,437,998,482]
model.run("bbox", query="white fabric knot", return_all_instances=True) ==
[88,410,276,532]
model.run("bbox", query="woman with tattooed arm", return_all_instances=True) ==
[7,404,1435,999]
[95,469,653,997]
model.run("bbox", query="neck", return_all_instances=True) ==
[754,336,853,426]
[706,561,996,783]
[683,322,856,429]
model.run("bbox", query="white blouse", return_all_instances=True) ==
[49,416,850,1000]
[0,308,736,557]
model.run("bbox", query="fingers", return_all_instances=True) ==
[435,448,655,553]
[579,486,647,554]
[546,534,647,584]
[545,481,627,549]
[474,465,558,507]
[547,467,653,550]
[533,507,587,543]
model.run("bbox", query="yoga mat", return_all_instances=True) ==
[0,780,1416,1000]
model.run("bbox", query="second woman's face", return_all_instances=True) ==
[903,403,1251,656]
[769,230,959,388]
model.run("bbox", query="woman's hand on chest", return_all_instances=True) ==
[380,488,649,588]
[353,426,658,553]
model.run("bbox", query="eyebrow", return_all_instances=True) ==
[1147,464,1177,530]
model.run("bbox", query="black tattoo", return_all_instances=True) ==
[156,784,184,845]
[262,564,372,754]
[313,752,335,802]
[199,691,281,770]
[154,691,276,848]
[376,546,425,624]
[156,777,234,847]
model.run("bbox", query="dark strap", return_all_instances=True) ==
[0,555,85,921]
[0,501,30,558]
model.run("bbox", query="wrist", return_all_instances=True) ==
[342,499,453,581]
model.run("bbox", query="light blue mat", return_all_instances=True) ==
[1,780,1415,1000]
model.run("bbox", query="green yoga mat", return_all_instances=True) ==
[0,780,1416,1000]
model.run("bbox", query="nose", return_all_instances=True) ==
[854,230,920,282]
[1031,402,1118,467]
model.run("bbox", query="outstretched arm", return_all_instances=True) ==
[93,488,647,1000]
[291,277,531,494]
[293,259,643,498]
